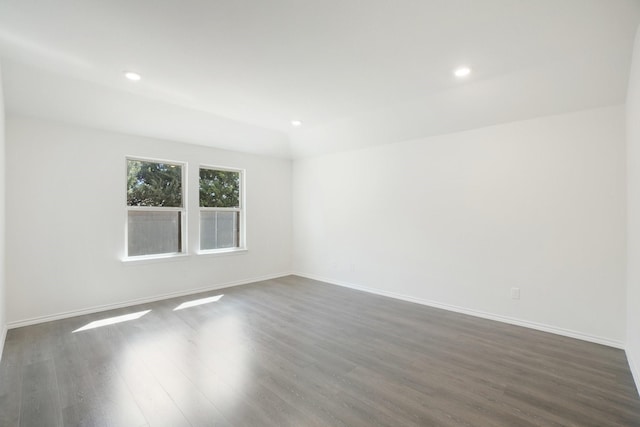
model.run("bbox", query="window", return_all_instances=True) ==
[126,158,185,258]
[199,166,244,252]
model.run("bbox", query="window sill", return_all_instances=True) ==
[197,248,248,257]
[121,253,190,265]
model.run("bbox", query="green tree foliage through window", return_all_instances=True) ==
[200,169,240,208]
[127,160,183,207]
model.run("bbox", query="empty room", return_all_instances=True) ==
[1,0,640,425]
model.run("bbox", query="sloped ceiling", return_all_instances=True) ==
[1,0,639,158]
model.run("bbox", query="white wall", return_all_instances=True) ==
[293,105,627,346]
[627,25,640,392]
[6,116,292,325]
[0,62,6,356]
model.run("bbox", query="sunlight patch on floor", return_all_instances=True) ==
[173,294,223,311]
[72,310,151,333]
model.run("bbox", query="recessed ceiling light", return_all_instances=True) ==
[453,67,471,78]
[291,120,302,127]
[124,71,141,81]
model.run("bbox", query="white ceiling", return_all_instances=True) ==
[1,0,639,158]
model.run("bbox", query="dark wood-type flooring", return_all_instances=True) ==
[1,275,639,426]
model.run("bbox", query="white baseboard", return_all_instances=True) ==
[293,272,625,350]
[6,270,628,351]
[7,272,290,329]
[0,324,7,362]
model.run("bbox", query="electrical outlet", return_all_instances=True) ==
[511,287,520,300]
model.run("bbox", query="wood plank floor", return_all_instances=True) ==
[1,275,639,426]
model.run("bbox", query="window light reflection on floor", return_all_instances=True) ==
[72,310,151,333]
[174,294,224,311]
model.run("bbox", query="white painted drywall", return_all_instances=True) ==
[5,116,292,324]
[627,25,640,393]
[0,62,6,356]
[293,106,626,345]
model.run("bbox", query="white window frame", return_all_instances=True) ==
[198,165,246,254]
[124,156,187,261]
